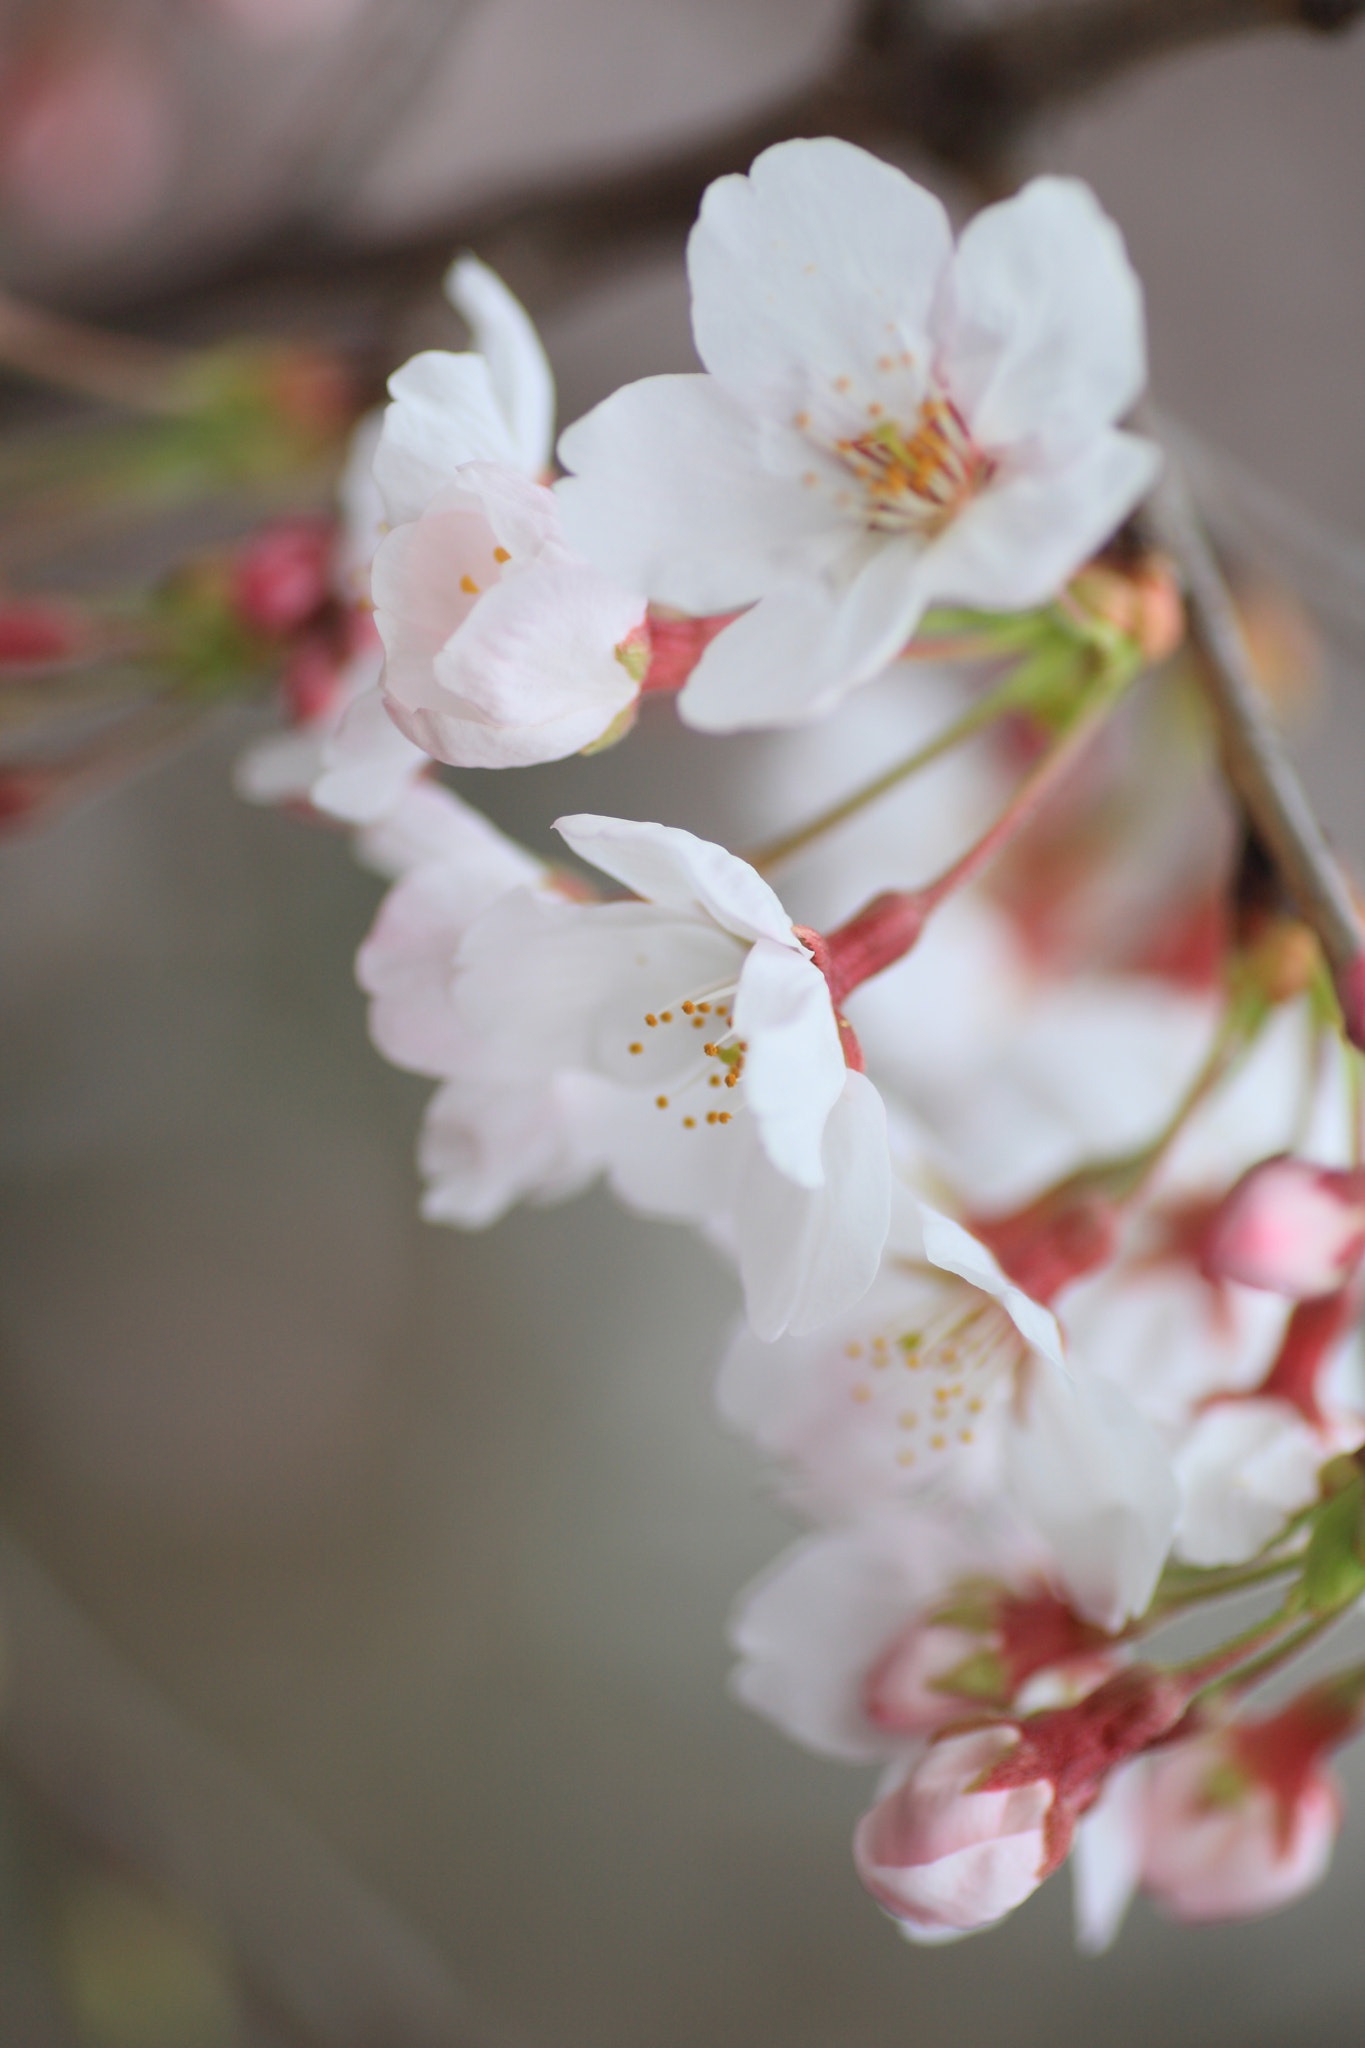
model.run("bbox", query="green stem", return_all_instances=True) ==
[1151,1553,1306,1614]
[911,650,1137,921]
[1192,1608,1350,1706]
[745,664,1031,876]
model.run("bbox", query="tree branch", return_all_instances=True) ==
[1143,461,1365,1037]
[96,0,1365,345]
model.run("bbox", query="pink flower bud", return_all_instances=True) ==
[231,519,335,637]
[863,1625,988,1734]
[0,37,175,243]
[1204,1156,1365,1300]
[0,601,86,668]
[864,1589,1114,1734]
[1141,1715,1342,1923]
[854,1727,1053,1934]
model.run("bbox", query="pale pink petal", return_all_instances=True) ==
[1006,1357,1178,1628]
[1172,1400,1328,1567]
[556,375,842,613]
[312,684,428,824]
[553,816,798,950]
[688,136,951,423]
[734,939,846,1188]
[676,538,928,733]
[374,352,519,523]
[941,177,1148,461]
[919,1207,1065,1369]
[920,431,1161,614]
[445,254,555,478]
[738,1072,891,1340]
[1071,1760,1147,1954]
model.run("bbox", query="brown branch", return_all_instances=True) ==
[85,0,1365,345]
[1143,461,1365,1036]
[0,1535,510,2048]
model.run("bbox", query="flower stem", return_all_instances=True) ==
[816,649,1139,1002]
[1151,1554,1305,1615]
[745,663,1029,875]
[915,650,1137,918]
[0,290,197,415]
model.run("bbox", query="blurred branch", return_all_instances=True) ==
[0,1536,508,2048]
[1144,461,1365,1011]
[117,0,1365,339]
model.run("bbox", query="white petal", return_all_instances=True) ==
[419,1071,596,1227]
[356,777,536,882]
[941,177,1148,460]
[1173,1400,1326,1567]
[738,1072,891,1340]
[556,375,840,612]
[374,352,519,524]
[677,538,928,733]
[553,815,798,949]
[445,254,555,477]
[1071,1760,1147,1954]
[1007,1358,1178,1628]
[311,684,428,824]
[688,137,951,421]
[919,1206,1064,1370]
[730,1529,927,1764]
[734,940,845,1189]
[922,431,1161,614]
[233,727,328,806]
[427,563,642,767]
[591,1074,748,1224]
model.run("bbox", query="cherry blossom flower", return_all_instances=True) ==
[557,138,1159,732]
[854,1726,1055,1937]
[729,1507,1113,1766]
[452,814,892,1337]
[1140,1720,1342,1922]
[353,780,601,1226]
[368,257,647,767]
[1205,1155,1365,1299]
[718,1198,1177,1626]
[233,419,430,825]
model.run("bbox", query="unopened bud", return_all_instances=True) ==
[231,518,335,637]
[1141,1703,1346,1923]
[1070,553,1184,665]
[1204,1156,1365,1299]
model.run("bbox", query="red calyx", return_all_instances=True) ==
[1256,1286,1361,1427]
[977,1665,1190,1876]
[638,609,739,694]
[995,1591,1111,1695]
[972,1184,1123,1306]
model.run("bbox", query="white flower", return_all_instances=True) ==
[557,139,1159,732]
[718,1198,1177,1627]
[354,781,601,1227]
[453,813,893,1338]
[369,257,647,768]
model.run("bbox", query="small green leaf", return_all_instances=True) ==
[1302,1477,1365,1614]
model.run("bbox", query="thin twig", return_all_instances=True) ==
[1143,460,1365,1017]
[80,0,1365,339]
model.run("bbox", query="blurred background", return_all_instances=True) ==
[4,1,1365,2042]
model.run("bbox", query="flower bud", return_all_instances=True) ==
[230,519,335,637]
[854,1727,1053,1935]
[1141,1710,1344,1922]
[864,1588,1113,1733]
[1204,1156,1365,1299]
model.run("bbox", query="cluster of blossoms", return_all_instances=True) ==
[241,140,1365,1946]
